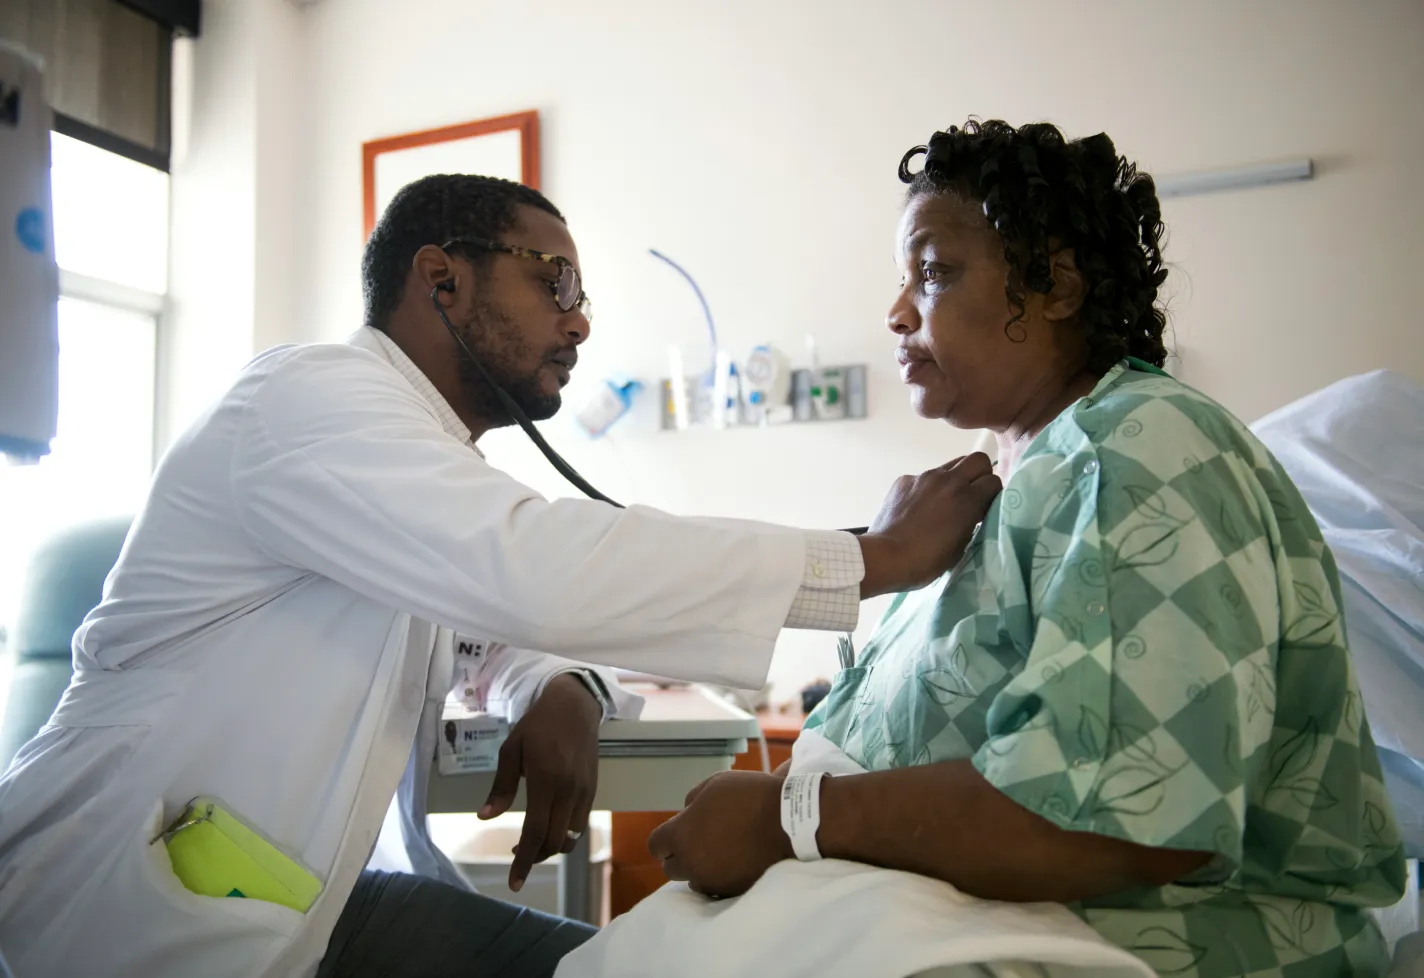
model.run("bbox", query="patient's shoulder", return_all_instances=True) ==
[1078,368,1271,474]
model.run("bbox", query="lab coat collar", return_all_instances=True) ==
[348,326,477,450]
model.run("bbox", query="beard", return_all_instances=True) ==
[454,299,564,426]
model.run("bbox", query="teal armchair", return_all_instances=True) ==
[0,517,131,768]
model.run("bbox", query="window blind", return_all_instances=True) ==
[0,0,196,170]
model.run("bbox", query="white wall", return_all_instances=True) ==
[180,0,1424,701]
[164,0,309,442]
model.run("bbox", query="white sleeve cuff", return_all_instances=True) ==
[783,531,863,632]
[536,665,645,722]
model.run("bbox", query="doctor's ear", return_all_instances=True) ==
[412,244,466,304]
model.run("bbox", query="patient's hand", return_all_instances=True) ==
[647,771,792,899]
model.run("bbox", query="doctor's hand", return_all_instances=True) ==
[647,770,792,900]
[858,452,1000,598]
[480,674,602,892]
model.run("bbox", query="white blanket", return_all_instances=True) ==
[555,732,1155,978]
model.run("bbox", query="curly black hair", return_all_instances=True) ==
[899,120,1169,371]
[363,174,563,333]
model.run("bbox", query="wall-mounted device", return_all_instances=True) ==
[660,359,867,431]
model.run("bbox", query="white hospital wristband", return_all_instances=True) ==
[780,773,828,862]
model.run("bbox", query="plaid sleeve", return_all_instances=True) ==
[783,531,863,632]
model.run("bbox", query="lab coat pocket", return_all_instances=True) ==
[137,800,305,938]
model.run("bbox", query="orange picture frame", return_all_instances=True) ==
[361,110,541,239]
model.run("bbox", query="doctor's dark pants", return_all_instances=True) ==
[316,870,596,978]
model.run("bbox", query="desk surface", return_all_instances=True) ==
[428,685,758,814]
[600,685,761,743]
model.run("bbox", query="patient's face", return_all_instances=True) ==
[888,193,1058,429]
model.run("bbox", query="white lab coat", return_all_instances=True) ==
[0,333,831,978]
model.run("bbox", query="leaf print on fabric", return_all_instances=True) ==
[1078,705,1109,759]
[1284,581,1338,645]
[1269,719,1320,784]
[884,685,916,766]
[1266,719,1341,812]
[1259,900,1315,954]
[1107,722,1178,777]
[1362,799,1400,861]
[1245,659,1276,724]
[1269,777,1339,812]
[858,709,887,765]
[1128,926,1208,975]
[920,645,974,703]
[1116,486,1191,570]
[1091,765,1169,817]
[1031,541,1062,603]
[1364,799,1389,837]
[1221,725,1242,777]
[1215,500,1246,552]
[1123,484,1186,524]
[1343,690,1362,735]
[1266,487,1297,522]
[1326,846,1364,872]
[1116,522,1183,570]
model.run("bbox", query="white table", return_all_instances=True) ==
[427,685,759,923]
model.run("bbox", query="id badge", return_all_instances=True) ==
[437,701,510,775]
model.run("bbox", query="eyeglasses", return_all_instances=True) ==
[442,236,593,322]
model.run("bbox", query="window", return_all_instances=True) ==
[1,0,198,170]
[0,133,167,627]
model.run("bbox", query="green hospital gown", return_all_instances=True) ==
[805,361,1407,978]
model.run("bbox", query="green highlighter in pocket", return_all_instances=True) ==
[152,796,322,912]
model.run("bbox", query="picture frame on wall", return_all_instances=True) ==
[361,109,540,239]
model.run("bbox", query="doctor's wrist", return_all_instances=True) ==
[543,674,604,726]
[857,533,900,598]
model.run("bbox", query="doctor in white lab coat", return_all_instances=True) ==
[0,174,999,978]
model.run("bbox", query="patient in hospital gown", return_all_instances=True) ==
[802,357,1406,977]
[637,120,1408,978]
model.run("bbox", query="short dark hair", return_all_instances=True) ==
[361,174,564,332]
[900,120,1169,372]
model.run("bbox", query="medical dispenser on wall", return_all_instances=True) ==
[648,247,866,432]
[660,341,867,431]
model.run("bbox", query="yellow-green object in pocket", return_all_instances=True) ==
[162,797,322,912]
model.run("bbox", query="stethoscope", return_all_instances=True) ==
[431,284,873,534]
